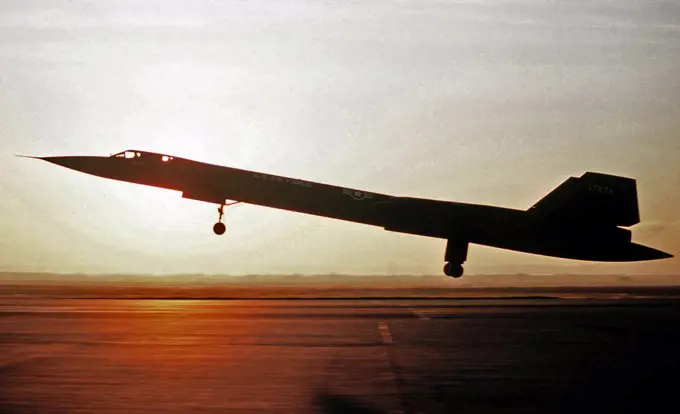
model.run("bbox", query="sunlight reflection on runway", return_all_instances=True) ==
[2,297,680,413]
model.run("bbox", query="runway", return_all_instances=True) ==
[2,295,680,413]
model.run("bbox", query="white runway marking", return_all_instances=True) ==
[378,322,413,414]
[409,308,431,320]
[378,321,393,344]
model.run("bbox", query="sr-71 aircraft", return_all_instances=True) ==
[23,149,672,277]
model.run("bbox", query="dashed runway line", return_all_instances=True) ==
[378,321,393,344]
[378,321,414,414]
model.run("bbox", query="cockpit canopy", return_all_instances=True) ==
[110,150,175,163]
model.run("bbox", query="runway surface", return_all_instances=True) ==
[2,295,680,413]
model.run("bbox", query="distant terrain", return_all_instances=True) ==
[1,272,679,299]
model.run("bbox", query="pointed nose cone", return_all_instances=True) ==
[26,155,114,178]
[16,154,86,169]
[40,156,84,170]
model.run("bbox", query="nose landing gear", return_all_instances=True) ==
[212,201,240,235]
[213,204,226,235]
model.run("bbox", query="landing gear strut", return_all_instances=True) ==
[213,204,226,235]
[444,239,468,278]
[212,201,240,235]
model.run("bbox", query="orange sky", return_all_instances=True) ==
[0,0,678,276]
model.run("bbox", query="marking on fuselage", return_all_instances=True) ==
[343,188,374,201]
[252,172,312,188]
[588,184,615,195]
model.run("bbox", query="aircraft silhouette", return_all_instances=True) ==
[23,150,672,277]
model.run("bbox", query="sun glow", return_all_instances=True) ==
[136,300,205,312]
[99,182,213,244]
[2,0,678,276]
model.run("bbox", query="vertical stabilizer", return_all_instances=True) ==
[529,172,640,227]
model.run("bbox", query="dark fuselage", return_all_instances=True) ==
[36,151,672,264]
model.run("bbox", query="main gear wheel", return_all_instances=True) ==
[443,262,464,278]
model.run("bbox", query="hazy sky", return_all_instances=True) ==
[1,0,679,275]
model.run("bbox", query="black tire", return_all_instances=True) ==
[213,222,226,235]
[443,262,464,278]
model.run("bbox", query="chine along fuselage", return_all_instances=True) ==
[26,149,672,278]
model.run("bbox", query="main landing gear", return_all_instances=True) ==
[212,201,240,235]
[443,239,468,278]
